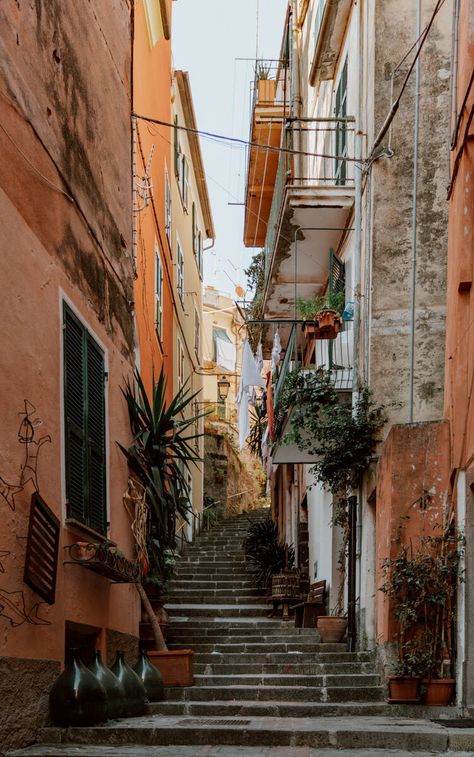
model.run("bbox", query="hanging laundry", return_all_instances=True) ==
[215,335,236,372]
[271,331,281,374]
[236,339,265,450]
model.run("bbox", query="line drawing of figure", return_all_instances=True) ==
[0,550,10,573]
[0,477,23,511]
[0,588,50,626]
[17,400,51,492]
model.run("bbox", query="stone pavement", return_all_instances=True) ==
[9,745,474,756]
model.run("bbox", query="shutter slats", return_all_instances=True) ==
[64,305,106,534]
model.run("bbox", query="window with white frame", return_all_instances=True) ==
[176,239,184,304]
[194,306,200,360]
[165,171,171,244]
[177,338,185,389]
[155,242,163,340]
[178,153,189,208]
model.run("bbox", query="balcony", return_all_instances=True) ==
[258,118,355,354]
[243,60,289,248]
[271,321,353,465]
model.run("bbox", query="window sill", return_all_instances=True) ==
[65,518,111,545]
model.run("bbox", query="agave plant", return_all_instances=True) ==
[243,517,295,589]
[118,367,206,581]
[247,403,267,461]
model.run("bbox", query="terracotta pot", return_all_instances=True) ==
[421,678,455,706]
[148,649,194,687]
[388,676,420,702]
[315,309,341,340]
[257,79,276,103]
[316,615,347,643]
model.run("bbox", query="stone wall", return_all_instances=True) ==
[204,422,266,518]
[0,656,60,756]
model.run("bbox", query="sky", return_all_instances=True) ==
[173,0,288,299]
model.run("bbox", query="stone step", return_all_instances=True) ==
[147,700,397,718]
[166,604,269,617]
[168,618,304,629]
[168,625,317,635]
[8,746,474,757]
[193,662,373,675]
[168,634,321,645]
[161,685,385,704]
[167,594,268,604]
[174,567,252,576]
[169,642,346,654]
[192,673,381,687]
[191,651,371,665]
[35,713,462,751]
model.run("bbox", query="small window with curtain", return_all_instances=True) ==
[155,242,164,340]
[63,303,107,535]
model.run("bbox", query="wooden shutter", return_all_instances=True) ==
[86,335,106,534]
[174,115,179,175]
[329,249,345,295]
[64,305,86,523]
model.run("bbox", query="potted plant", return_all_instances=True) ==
[256,63,276,103]
[380,519,462,705]
[119,368,206,686]
[296,292,345,340]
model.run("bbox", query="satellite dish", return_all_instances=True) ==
[235,285,245,298]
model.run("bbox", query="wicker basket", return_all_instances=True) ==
[272,570,301,599]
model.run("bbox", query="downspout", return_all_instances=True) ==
[408,0,421,423]
[290,0,303,180]
[450,0,460,149]
[130,1,140,373]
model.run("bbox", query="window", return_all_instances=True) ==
[194,306,200,360]
[334,58,348,185]
[192,205,203,278]
[174,115,180,176]
[177,239,184,304]
[165,171,171,244]
[63,304,106,534]
[142,0,165,48]
[198,231,203,278]
[155,242,163,339]
[177,338,185,389]
[313,0,325,50]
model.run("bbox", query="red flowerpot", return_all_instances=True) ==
[315,309,341,340]
[388,676,420,702]
[421,678,455,706]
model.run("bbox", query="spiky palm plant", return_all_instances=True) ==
[243,517,295,589]
[119,368,206,649]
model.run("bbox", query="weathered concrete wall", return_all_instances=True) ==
[367,0,452,424]
[0,0,138,750]
[204,424,265,518]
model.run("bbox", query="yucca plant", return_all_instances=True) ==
[243,517,295,589]
[248,404,267,461]
[119,367,206,650]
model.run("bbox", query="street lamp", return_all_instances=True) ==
[217,375,230,402]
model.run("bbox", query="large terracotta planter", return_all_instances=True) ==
[388,676,420,703]
[316,616,347,643]
[421,678,455,706]
[148,649,194,687]
[257,79,276,103]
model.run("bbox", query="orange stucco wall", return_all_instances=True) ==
[0,0,139,666]
[444,0,474,480]
[133,0,174,402]
[375,421,451,645]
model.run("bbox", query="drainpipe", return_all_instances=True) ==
[290,0,303,180]
[408,0,421,423]
[450,0,460,148]
[131,114,141,373]
[347,495,358,652]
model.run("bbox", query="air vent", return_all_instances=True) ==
[24,493,60,604]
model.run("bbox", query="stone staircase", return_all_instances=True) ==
[10,508,474,755]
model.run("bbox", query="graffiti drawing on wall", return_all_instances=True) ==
[0,401,51,627]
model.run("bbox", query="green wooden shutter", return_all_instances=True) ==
[63,304,106,534]
[192,202,196,257]
[174,115,179,176]
[86,335,106,534]
[334,58,348,185]
[329,248,345,296]
[64,306,86,523]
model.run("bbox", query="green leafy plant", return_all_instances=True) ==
[296,292,346,320]
[245,250,266,350]
[380,524,463,679]
[203,494,219,531]
[243,517,295,589]
[248,403,267,461]
[256,63,271,80]
[118,368,206,650]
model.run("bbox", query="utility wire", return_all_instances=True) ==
[132,111,360,162]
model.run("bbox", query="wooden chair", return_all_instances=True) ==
[292,580,327,628]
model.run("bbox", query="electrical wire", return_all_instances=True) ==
[132,111,360,163]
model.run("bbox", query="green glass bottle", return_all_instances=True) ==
[111,651,146,717]
[89,650,125,720]
[49,648,107,726]
[133,650,165,702]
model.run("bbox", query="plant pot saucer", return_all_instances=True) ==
[387,697,421,704]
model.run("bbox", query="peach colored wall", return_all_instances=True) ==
[444,0,474,479]
[133,0,174,402]
[375,421,450,645]
[0,0,138,665]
